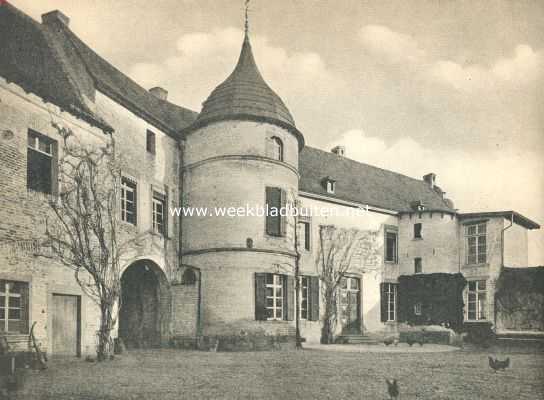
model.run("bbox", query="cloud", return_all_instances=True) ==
[326,129,544,264]
[128,28,344,112]
[359,25,425,64]
[358,25,543,93]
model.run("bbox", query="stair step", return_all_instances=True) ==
[336,335,380,345]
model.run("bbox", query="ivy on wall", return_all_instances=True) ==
[496,267,544,331]
[398,273,466,331]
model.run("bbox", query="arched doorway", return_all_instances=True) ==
[119,260,170,348]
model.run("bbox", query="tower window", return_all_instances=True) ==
[267,136,283,161]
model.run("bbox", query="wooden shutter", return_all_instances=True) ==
[20,282,30,334]
[285,275,294,321]
[255,273,267,321]
[309,276,320,321]
[380,282,387,322]
[280,189,287,236]
[265,187,281,236]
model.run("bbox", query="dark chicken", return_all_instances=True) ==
[488,356,510,372]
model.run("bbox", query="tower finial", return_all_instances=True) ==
[244,0,250,35]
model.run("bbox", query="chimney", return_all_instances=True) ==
[41,10,70,26]
[331,145,345,157]
[149,87,168,101]
[423,173,436,188]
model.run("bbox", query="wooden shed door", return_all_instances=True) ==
[52,294,80,356]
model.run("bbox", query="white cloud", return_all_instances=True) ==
[128,28,344,112]
[326,129,544,265]
[358,25,425,64]
[358,25,543,92]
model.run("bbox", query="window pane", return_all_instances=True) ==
[468,293,476,302]
[467,226,476,235]
[8,309,20,320]
[477,223,486,234]
[266,298,274,308]
[8,297,21,308]
[478,280,486,290]
[27,148,53,194]
[468,281,476,291]
[477,253,486,263]
[0,308,4,320]
[0,296,5,306]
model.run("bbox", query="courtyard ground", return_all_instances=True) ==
[13,347,544,400]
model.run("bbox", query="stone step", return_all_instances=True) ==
[336,335,380,345]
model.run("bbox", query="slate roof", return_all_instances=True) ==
[299,146,456,213]
[0,4,197,136]
[186,32,304,148]
[458,211,540,230]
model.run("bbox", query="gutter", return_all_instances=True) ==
[495,212,514,330]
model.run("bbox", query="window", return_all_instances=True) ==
[152,191,166,235]
[414,223,422,239]
[326,180,335,194]
[0,280,28,333]
[414,257,422,274]
[466,222,486,264]
[121,177,137,225]
[298,221,311,251]
[467,280,487,320]
[385,283,397,321]
[27,130,56,194]
[385,230,398,263]
[269,136,283,161]
[265,187,286,237]
[299,276,309,320]
[414,302,422,316]
[181,268,197,285]
[146,130,156,154]
[265,274,284,320]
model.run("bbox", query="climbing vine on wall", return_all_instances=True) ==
[398,273,466,331]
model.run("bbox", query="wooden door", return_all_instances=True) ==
[340,277,361,334]
[52,294,80,356]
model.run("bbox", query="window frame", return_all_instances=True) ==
[299,276,309,320]
[466,280,487,321]
[414,257,423,274]
[146,129,156,155]
[121,176,137,225]
[27,130,57,195]
[270,136,284,162]
[152,190,167,236]
[0,280,27,333]
[326,180,335,194]
[265,187,286,237]
[265,274,284,321]
[414,223,422,239]
[465,222,487,265]
[385,283,397,322]
[298,220,311,251]
[414,302,422,316]
[384,226,398,263]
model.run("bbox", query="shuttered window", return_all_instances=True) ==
[0,280,29,334]
[265,187,286,236]
[255,273,294,321]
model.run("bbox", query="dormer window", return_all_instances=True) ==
[268,136,283,162]
[323,177,336,194]
[410,200,425,211]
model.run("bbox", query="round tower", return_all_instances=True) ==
[180,30,304,338]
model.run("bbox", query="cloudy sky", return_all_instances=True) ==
[15,0,544,264]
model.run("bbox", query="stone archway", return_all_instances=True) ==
[119,260,170,348]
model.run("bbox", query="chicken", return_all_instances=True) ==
[385,379,399,399]
[488,356,510,372]
[384,338,394,346]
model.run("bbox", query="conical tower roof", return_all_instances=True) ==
[187,32,304,148]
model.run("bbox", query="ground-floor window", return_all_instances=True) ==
[467,280,487,320]
[265,274,284,320]
[0,280,29,333]
[381,282,398,322]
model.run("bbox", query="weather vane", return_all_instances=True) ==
[244,0,250,34]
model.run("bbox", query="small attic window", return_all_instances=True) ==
[410,200,425,211]
[322,177,336,194]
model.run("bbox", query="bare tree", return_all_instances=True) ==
[316,225,380,344]
[42,123,126,361]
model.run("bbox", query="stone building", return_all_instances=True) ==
[0,4,540,355]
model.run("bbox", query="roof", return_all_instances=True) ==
[458,211,540,230]
[185,33,304,148]
[0,5,197,136]
[299,147,455,213]
[0,4,110,131]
